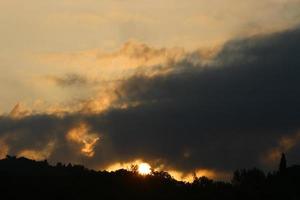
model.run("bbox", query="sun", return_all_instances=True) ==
[138,163,151,175]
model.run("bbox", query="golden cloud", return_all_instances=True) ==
[36,41,218,82]
[39,41,185,69]
[0,138,9,159]
[9,103,32,119]
[105,159,147,172]
[18,140,56,161]
[263,131,300,165]
[66,122,100,157]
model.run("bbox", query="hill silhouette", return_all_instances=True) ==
[1,154,300,200]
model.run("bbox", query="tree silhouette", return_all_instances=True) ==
[0,154,300,200]
[279,153,287,173]
[130,164,138,173]
[232,168,265,187]
[193,176,213,188]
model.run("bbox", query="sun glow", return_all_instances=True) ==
[138,163,151,175]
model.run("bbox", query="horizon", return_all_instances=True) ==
[0,152,293,183]
[1,0,300,182]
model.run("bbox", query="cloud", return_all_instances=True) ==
[1,26,300,180]
[18,140,55,160]
[263,131,300,166]
[37,41,214,79]
[66,122,100,157]
[9,103,32,119]
[45,73,89,88]
[98,26,300,171]
[109,27,300,170]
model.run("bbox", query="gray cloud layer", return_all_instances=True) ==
[1,27,300,175]
[104,27,300,170]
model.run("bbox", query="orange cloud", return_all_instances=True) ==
[9,103,32,119]
[66,122,100,157]
[167,168,230,182]
[105,159,147,172]
[36,41,213,80]
[0,139,9,159]
[263,131,300,165]
[18,141,56,161]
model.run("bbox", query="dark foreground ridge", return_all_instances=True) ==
[1,154,300,200]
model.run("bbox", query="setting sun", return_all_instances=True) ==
[138,163,151,175]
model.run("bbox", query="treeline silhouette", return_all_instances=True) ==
[0,154,300,200]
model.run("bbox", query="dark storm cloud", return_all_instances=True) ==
[1,27,300,174]
[95,27,300,171]
[0,114,79,160]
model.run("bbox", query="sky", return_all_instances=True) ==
[1,0,300,181]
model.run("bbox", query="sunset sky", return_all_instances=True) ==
[1,0,300,181]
